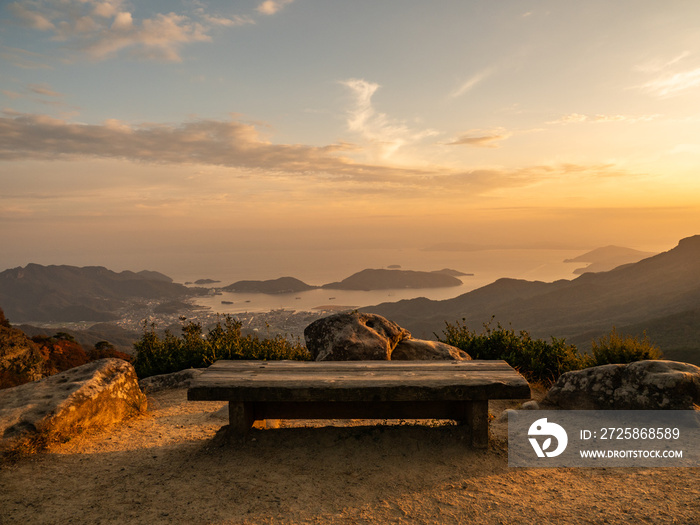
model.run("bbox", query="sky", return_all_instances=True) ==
[2,0,700,278]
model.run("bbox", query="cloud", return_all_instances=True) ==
[446,130,512,148]
[548,113,659,124]
[8,2,55,30]
[6,0,250,62]
[0,112,347,171]
[634,51,700,97]
[27,83,63,97]
[0,112,637,201]
[641,67,700,97]
[634,51,691,74]
[256,0,294,16]
[449,69,494,98]
[0,46,53,69]
[198,13,255,27]
[340,78,438,160]
[2,83,76,112]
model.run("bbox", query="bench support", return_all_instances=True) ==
[228,401,255,436]
[225,399,491,448]
[464,400,488,448]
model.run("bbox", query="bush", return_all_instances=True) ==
[590,327,662,366]
[437,317,588,384]
[133,315,311,378]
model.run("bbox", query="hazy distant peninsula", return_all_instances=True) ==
[0,264,206,323]
[564,245,656,274]
[433,268,474,277]
[322,269,463,291]
[194,278,221,285]
[222,277,318,294]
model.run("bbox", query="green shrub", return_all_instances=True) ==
[133,315,311,378]
[437,317,588,384]
[590,327,662,366]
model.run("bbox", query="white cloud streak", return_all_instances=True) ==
[635,51,700,98]
[548,113,659,124]
[341,78,438,160]
[641,67,700,97]
[449,69,494,98]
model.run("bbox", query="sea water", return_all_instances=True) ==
[178,247,586,315]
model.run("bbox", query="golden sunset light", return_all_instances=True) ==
[2,0,700,280]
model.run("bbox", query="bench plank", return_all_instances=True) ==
[188,360,530,403]
[187,360,530,447]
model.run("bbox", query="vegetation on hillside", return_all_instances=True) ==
[0,306,132,389]
[133,315,310,378]
[438,317,663,384]
[589,327,662,365]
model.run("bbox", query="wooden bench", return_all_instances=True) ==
[187,360,530,447]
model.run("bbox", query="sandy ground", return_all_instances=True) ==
[1,389,699,525]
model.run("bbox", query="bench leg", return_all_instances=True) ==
[465,400,489,448]
[228,401,255,439]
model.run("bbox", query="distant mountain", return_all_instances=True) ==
[322,269,462,291]
[194,278,220,285]
[432,268,474,277]
[564,245,656,274]
[222,277,317,294]
[0,264,205,323]
[363,235,700,362]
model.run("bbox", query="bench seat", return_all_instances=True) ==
[187,360,530,447]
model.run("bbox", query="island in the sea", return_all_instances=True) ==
[220,268,470,294]
[222,277,317,294]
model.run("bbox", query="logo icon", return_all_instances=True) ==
[528,418,568,457]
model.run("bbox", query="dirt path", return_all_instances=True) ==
[1,389,699,524]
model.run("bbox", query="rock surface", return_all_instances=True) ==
[545,360,700,410]
[0,358,147,450]
[304,312,410,361]
[139,368,204,393]
[391,339,471,361]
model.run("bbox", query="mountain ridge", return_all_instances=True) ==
[363,235,700,354]
[0,264,205,323]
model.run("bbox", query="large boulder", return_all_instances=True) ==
[304,312,410,361]
[545,360,700,410]
[0,358,147,451]
[391,339,471,361]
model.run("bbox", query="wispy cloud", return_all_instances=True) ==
[0,46,53,69]
[0,112,634,199]
[446,129,512,148]
[1,83,76,113]
[27,83,62,97]
[635,51,700,97]
[256,0,295,16]
[641,67,700,97]
[548,113,659,124]
[635,51,690,74]
[449,69,494,99]
[341,78,438,160]
[6,0,257,62]
[0,112,354,173]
